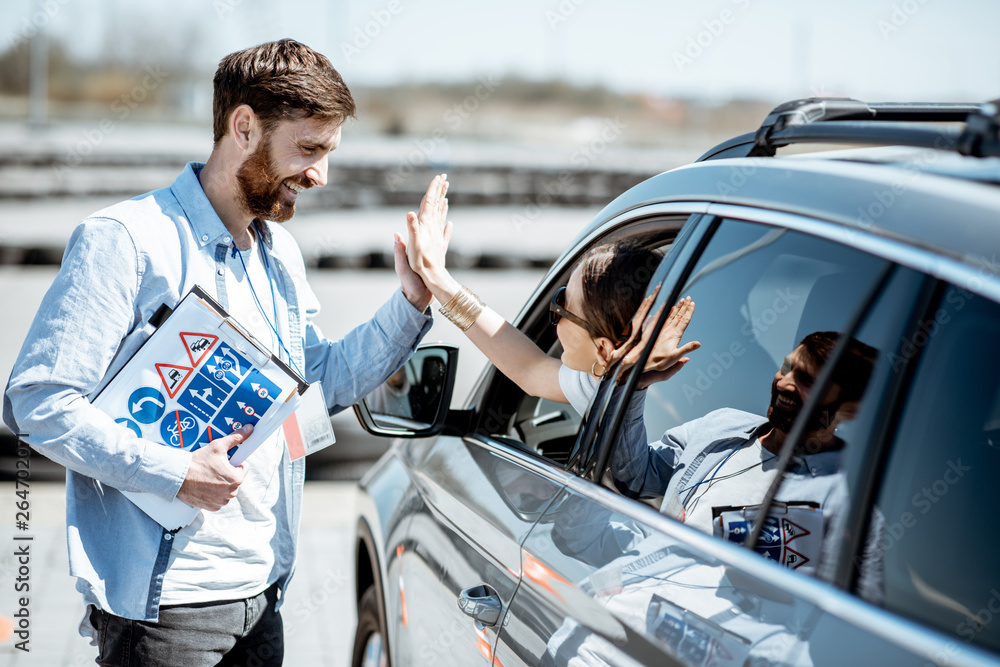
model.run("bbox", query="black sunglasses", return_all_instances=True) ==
[549,286,633,345]
[549,286,600,337]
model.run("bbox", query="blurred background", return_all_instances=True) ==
[0,2,998,664]
[1,0,998,481]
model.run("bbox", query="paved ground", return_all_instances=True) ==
[0,481,361,666]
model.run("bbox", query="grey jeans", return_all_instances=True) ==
[89,584,283,667]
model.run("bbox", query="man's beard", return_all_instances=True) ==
[766,379,838,434]
[235,141,303,223]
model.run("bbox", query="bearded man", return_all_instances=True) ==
[3,40,435,666]
[567,330,876,575]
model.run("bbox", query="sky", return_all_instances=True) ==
[2,0,998,103]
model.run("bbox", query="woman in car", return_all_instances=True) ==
[399,174,700,405]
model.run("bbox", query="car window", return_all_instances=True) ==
[482,216,691,463]
[739,266,925,580]
[865,285,1000,655]
[603,217,901,570]
[642,219,889,440]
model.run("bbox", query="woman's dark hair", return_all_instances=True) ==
[577,242,663,342]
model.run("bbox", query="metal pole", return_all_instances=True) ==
[28,5,48,130]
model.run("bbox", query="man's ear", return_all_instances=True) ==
[834,400,860,425]
[229,105,257,152]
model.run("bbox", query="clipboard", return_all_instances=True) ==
[92,285,308,530]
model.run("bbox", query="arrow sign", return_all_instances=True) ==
[218,345,243,374]
[127,387,166,424]
[190,387,213,403]
[132,395,165,413]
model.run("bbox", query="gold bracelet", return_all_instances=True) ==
[438,286,484,331]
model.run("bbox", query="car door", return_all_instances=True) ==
[491,213,980,665]
[392,435,566,666]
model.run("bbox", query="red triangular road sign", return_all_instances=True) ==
[180,332,219,367]
[782,546,810,570]
[156,363,194,398]
[781,517,811,544]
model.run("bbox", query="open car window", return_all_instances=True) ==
[480,215,692,464]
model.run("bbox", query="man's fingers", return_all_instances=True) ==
[223,424,253,450]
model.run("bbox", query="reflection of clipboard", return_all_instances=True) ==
[712,501,823,572]
[92,285,307,530]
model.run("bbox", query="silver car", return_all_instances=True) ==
[349,99,1000,666]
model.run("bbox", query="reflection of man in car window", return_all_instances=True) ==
[610,331,876,575]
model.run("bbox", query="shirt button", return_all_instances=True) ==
[217,269,224,276]
[164,533,173,541]
[201,234,209,242]
[223,236,232,244]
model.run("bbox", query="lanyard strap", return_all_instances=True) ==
[233,240,303,377]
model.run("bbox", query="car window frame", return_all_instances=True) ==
[587,209,913,562]
[844,277,1000,658]
[460,207,705,468]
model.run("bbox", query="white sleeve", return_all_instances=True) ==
[558,364,599,417]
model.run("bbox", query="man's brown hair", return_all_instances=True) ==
[799,331,877,403]
[212,39,356,144]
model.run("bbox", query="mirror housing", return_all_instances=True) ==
[353,344,459,438]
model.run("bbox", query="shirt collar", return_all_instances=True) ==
[170,162,273,250]
[743,420,843,477]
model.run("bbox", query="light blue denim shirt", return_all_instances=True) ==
[2,162,432,621]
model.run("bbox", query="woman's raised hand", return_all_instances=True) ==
[404,174,452,282]
[609,289,700,389]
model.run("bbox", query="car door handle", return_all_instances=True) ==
[457,584,503,627]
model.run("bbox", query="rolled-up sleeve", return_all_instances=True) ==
[609,390,687,499]
[2,218,190,499]
[558,365,682,499]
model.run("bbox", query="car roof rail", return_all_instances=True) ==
[696,98,1000,161]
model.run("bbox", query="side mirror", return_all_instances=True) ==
[353,344,459,438]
